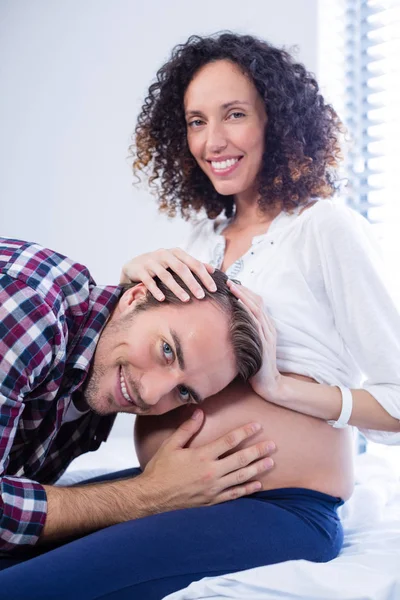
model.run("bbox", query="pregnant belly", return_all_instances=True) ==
[134,379,355,500]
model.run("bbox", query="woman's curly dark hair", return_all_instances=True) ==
[131,32,343,219]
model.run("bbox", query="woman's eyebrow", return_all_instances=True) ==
[185,101,251,118]
[185,109,205,118]
[221,100,251,109]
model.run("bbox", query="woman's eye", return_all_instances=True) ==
[177,385,191,403]
[188,119,203,128]
[229,112,245,120]
[162,341,174,362]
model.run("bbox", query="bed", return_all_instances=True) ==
[59,420,400,600]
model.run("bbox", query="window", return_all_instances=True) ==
[319,0,400,472]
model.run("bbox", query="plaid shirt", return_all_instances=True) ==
[0,238,120,555]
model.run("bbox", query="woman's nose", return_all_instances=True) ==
[206,124,228,154]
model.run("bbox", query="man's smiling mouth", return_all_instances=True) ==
[119,367,136,405]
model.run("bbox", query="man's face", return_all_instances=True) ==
[84,285,237,416]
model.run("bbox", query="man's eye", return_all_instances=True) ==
[163,342,174,361]
[177,385,191,403]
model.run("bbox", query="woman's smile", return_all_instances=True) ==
[207,156,243,177]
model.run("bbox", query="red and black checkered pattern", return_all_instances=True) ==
[0,238,119,554]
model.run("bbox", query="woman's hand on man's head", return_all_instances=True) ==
[226,280,284,403]
[120,248,216,302]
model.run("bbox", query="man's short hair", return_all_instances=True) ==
[122,269,262,381]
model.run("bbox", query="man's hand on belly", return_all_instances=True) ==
[140,409,275,509]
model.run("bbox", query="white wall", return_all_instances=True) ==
[0,0,318,283]
[0,0,319,442]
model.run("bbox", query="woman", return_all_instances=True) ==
[120,31,400,596]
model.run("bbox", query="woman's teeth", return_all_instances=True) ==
[120,370,134,404]
[211,158,239,170]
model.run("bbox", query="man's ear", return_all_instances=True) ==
[117,284,148,315]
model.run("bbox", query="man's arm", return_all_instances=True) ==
[0,276,66,553]
[41,411,272,544]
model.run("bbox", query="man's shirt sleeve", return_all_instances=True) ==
[0,276,62,553]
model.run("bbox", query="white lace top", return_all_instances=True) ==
[182,199,400,445]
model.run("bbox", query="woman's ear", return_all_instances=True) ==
[117,283,148,315]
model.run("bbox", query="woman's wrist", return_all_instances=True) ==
[256,373,291,405]
[261,375,342,420]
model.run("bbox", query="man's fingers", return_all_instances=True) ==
[205,422,263,458]
[209,453,275,504]
[163,409,204,449]
[219,441,275,476]
[219,454,274,489]
[214,480,264,504]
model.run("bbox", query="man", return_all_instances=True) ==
[0,237,271,566]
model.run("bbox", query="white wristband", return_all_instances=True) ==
[327,386,353,428]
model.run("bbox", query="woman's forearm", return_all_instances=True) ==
[269,377,400,432]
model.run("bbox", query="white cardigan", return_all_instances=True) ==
[182,200,400,445]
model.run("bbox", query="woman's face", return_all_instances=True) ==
[184,59,267,201]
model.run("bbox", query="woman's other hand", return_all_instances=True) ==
[120,248,216,302]
[226,280,284,402]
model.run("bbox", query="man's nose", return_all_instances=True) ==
[139,372,178,407]
[206,122,227,154]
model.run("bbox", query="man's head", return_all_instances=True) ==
[84,269,262,416]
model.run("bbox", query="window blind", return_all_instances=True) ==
[319,0,400,304]
[343,0,400,227]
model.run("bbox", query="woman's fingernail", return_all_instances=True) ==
[264,458,274,469]
[191,409,202,420]
[252,423,262,433]
[196,289,205,299]
[181,293,190,301]
[210,283,217,291]
[267,442,276,452]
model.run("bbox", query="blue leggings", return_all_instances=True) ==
[0,469,344,600]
